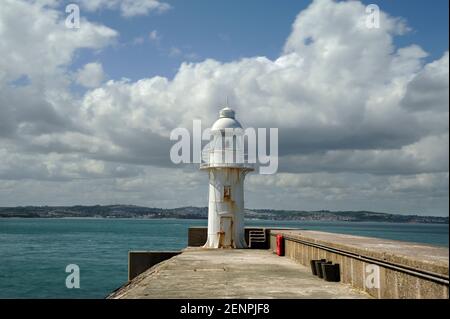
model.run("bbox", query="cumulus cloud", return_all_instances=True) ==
[0,0,117,139]
[401,51,449,113]
[0,1,117,84]
[244,171,448,215]
[75,62,106,88]
[0,0,448,214]
[0,146,142,182]
[74,4,448,173]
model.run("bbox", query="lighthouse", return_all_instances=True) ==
[200,106,253,248]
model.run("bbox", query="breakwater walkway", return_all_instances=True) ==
[109,248,369,299]
[108,228,449,299]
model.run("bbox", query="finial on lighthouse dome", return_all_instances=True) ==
[211,106,242,131]
[219,107,235,119]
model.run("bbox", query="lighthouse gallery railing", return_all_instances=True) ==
[200,148,254,170]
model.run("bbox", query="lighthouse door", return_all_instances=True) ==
[219,216,233,248]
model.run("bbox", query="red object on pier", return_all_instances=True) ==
[276,234,284,256]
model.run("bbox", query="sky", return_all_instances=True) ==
[0,0,448,216]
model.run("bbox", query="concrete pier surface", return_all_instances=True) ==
[109,248,370,299]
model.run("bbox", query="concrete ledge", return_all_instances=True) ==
[188,226,286,249]
[188,227,271,248]
[188,227,299,248]
[270,230,449,299]
[188,227,207,247]
[128,251,181,280]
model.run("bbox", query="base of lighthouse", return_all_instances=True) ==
[203,168,249,249]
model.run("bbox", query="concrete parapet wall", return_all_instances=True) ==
[188,227,271,248]
[269,230,449,299]
[128,251,180,280]
[188,227,208,247]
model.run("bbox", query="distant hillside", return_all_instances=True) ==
[0,205,447,224]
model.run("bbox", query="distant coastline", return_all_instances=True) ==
[0,205,447,224]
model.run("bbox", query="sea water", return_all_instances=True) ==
[0,218,448,298]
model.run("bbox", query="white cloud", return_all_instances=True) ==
[131,30,161,46]
[0,0,448,214]
[71,0,448,175]
[0,0,117,139]
[402,51,449,113]
[388,173,449,196]
[279,133,449,175]
[75,62,106,88]
[0,0,117,85]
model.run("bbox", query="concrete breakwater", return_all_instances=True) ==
[110,227,449,299]
[268,229,449,299]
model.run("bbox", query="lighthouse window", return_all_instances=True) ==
[224,186,231,200]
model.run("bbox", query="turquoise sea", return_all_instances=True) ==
[0,218,448,299]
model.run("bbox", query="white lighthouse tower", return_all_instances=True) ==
[200,106,253,248]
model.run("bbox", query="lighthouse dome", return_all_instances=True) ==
[211,107,243,132]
